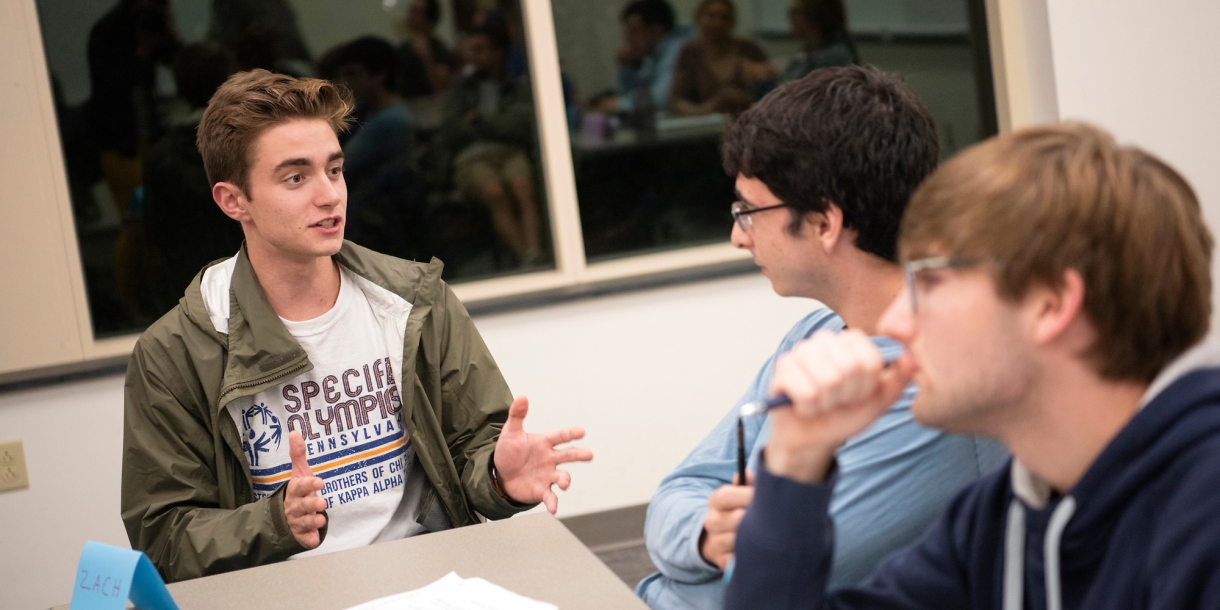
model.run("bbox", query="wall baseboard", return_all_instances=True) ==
[559,503,648,551]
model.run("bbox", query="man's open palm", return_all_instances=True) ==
[493,396,594,513]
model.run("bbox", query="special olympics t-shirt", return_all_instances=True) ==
[226,267,426,558]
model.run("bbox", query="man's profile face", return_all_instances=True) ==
[621,15,664,61]
[239,118,347,263]
[878,262,1035,436]
[731,174,824,299]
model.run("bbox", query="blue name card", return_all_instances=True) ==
[70,542,178,610]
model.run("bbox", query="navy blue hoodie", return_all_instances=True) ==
[726,342,1220,610]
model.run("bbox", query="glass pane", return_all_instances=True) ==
[35,0,553,338]
[551,0,997,262]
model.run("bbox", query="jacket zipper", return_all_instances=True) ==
[217,358,309,410]
[218,358,309,503]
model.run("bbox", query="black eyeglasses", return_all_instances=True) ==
[730,201,789,232]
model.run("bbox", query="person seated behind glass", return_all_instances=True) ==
[781,0,859,82]
[332,36,436,263]
[397,0,459,100]
[668,0,775,117]
[142,41,243,314]
[612,0,692,113]
[477,1,528,79]
[436,23,542,266]
[86,0,181,326]
[333,36,414,184]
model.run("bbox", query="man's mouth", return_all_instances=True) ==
[315,218,339,228]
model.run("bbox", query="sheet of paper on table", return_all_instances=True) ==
[345,572,558,610]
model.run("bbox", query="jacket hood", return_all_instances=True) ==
[1002,338,1220,610]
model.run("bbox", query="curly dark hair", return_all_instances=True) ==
[722,65,938,262]
[335,36,401,92]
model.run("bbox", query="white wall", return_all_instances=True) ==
[0,375,130,610]
[0,273,816,609]
[1042,0,1220,332]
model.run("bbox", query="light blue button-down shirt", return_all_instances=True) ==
[636,308,1008,610]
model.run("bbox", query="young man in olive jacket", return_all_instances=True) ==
[121,70,592,582]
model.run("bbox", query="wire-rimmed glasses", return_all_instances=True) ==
[730,201,789,233]
[902,256,981,313]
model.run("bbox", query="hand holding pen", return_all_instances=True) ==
[753,330,916,484]
[738,338,904,419]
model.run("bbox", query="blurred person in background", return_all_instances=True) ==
[142,42,243,313]
[668,0,774,117]
[611,0,691,114]
[208,0,311,73]
[85,0,180,323]
[437,23,542,266]
[781,0,859,82]
[333,36,435,263]
[398,0,459,100]
[334,36,414,182]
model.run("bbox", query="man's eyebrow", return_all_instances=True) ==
[734,189,751,206]
[271,152,345,175]
[271,158,311,174]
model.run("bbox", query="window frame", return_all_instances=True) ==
[0,0,1044,383]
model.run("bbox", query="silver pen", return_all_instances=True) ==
[738,351,903,418]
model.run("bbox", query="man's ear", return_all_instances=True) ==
[808,199,846,253]
[1029,268,1088,347]
[213,182,251,223]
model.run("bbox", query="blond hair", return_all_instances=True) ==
[901,122,1212,382]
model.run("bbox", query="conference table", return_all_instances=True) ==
[53,513,648,609]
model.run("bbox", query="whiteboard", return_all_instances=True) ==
[756,0,970,36]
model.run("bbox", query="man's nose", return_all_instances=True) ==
[730,221,751,249]
[315,172,342,207]
[877,288,915,342]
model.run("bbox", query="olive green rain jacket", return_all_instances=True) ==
[121,241,532,582]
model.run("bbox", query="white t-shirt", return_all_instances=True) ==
[225,267,426,558]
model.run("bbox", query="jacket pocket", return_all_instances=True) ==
[415,479,454,533]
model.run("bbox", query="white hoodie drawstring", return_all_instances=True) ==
[1002,496,1077,610]
[1044,497,1078,610]
[1003,500,1026,610]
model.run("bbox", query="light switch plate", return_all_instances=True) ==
[0,439,29,492]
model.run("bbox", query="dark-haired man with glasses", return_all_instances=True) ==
[636,66,1006,610]
[726,122,1220,610]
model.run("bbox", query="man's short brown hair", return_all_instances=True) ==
[901,122,1212,382]
[197,69,354,197]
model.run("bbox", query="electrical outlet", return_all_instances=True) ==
[0,439,29,492]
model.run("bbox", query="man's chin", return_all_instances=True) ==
[910,394,947,429]
[912,395,985,436]
[765,276,795,298]
[319,232,345,255]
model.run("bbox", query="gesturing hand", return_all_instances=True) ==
[285,431,327,549]
[766,330,916,483]
[699,473,754,570]
[493,396,594,514]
